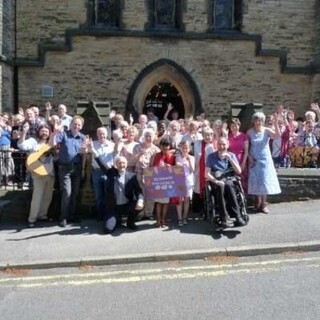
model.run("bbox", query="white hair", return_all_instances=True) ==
[147,120,157,131]
[114,155,127,165]
[305,111,316,120]
[252,111,266,122]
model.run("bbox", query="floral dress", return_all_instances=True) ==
[247,128,281,195]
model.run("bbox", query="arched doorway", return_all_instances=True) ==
[126,59,202,121]
[144,82,184,120]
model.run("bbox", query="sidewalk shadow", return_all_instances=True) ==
[5,224,103,241]
[161,218,242,240]
[4,219,157,240]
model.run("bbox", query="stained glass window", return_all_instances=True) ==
[214,0,234,29]
[154,0,176,27]
[211,0,242,31]
[89,0,120,27]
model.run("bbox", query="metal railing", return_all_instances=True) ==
[0,149,31,190]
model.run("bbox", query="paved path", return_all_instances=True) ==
[0,200,320,269]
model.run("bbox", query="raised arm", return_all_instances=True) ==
[163,103,174,121]
[266,112,281,140]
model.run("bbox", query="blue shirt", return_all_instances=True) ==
[55,130,85,164]
[0,130,11,146]
[206,151,238,172]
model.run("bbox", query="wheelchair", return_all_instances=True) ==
[203,172,249,231]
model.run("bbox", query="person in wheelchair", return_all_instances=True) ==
[205,137,247,228]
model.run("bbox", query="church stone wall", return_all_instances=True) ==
[18,36,311,119]
[16,1,317,64]
[0,0,15,112]
[12,1,320,117]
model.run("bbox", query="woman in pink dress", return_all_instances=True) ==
[228,118,249,193]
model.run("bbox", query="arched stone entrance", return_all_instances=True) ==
[126,59,202,120]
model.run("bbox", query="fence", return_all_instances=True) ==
[0,149,30,190]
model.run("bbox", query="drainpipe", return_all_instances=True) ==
[13,0,18,112]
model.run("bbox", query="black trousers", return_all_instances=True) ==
[103,201,140,225]
[211,179,240,221]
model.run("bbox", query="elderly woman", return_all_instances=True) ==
[193,127,216,213]
[247,112,281,213]
[133,128,160,219]
[228,118,249,193]
[168,120,184,150]
[118,126,140,172]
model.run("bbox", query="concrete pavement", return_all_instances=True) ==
[0,200,320,269]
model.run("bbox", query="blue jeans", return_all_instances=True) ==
[91,168,107,219]
[58,163,82,221]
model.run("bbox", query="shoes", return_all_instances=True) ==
[221,220,233,228]
[103,226,111,234]
[28,222,35,228]
[67,217,82,223]
[253,205,262,213]
[126,222,138,231]
[261,206,269,214]
[235,217,247,227]
[59,219,67,228]
[178,220,183,227]
[38,217,49,222]
[183,218,188,225]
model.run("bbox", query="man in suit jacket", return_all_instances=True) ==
[94,155,144,234]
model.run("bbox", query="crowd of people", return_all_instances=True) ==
[0,101,320,232]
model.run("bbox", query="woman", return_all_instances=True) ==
[247,112,281,213]
[119,126,140,172]
[151,136,176,228]
[134,128,160,219]
[228,118,249,193]
[193,127,216,214]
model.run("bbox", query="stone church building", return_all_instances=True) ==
[1,0,320,121]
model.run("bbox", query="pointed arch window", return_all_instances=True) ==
[209,0,242,32]
[146,0,184,31]
[87,0,122,28]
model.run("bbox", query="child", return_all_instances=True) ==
[151,136,175,228]
[176,140,195,226]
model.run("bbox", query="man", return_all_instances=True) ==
[18,124,55,227]
[88,127,115,220]
[50,115,86,227]
[58,104,73,131]
[20,108,42,139]
[163,102,179,121]
[205,137,246,228]
[31,106,47,125]
[93,155,144,234]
